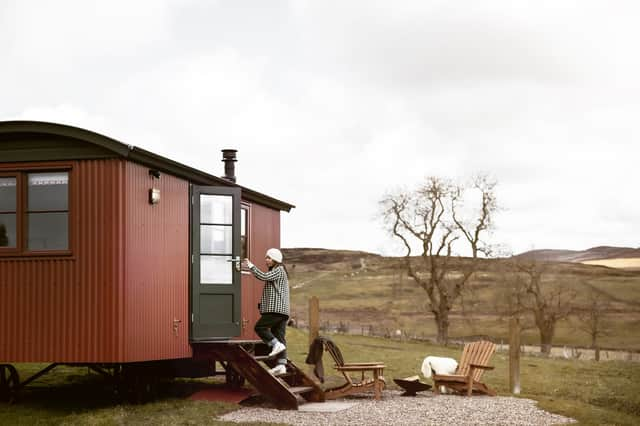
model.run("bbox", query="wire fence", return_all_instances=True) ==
[289,319,640,362]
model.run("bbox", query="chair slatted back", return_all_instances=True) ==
[323,339,345,367]
[456,340,496,381]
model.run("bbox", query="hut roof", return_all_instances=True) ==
[0,120,294,212]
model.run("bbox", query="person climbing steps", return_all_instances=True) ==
[243,248,291,377]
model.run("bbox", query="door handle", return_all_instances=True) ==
[227,256,241,271]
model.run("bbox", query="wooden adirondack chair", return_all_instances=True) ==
[432,340,497,396]
[323,339,386,400]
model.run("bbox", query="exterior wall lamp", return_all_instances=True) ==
[149,169,161,204]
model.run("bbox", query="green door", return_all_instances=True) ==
[191,185,242,340]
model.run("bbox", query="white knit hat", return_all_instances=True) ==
[266,248,283,263]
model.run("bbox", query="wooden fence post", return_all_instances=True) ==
[309,296,320,346]
[509,317,521,395]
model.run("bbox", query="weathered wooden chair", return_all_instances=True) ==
[432,340,497,396]
[323,339,386,400]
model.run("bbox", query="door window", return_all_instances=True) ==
[199,194,233,284]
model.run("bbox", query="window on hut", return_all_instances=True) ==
[27,172,69,250]
[241,206,249,260]
[0,177,17,248]
[0,169,70,254]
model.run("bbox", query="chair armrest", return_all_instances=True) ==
[469,363,494,370]
[432,373,465,380]
[336,365,385,372]
[342,362,385,366]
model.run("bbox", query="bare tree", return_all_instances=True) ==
[380,175,497,344]
[452,175,497,258]
[494,268,531,323]
[513,261,576,355]
[575,289,610,361]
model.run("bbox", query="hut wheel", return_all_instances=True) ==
[0,364,19,403]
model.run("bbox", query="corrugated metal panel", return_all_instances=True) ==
[0,159,124,362]
[122,162,191,361]
[0,156,282,361]
[236,202,281,341]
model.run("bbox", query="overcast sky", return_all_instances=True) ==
[2,0,638,256]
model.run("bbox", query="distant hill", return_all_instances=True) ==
[282,248,387,273]
[282,247,381,264]
[285,246,640,264]
[284,246,640,272]
[514,246,640,263]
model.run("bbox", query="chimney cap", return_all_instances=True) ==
[221,149,237,182]
[222,149,237,161]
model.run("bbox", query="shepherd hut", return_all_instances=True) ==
[0,121,322,409]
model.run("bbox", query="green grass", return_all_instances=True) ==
[0,365,280,426]
[289,265,640,351]
[2,328,639,425]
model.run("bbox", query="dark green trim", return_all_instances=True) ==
[0,121,131,156]
[0,121,294,212]
[0,134,116,162]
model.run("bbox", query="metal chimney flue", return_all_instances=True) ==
[221,149,237,182]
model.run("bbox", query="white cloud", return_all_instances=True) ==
[1,0,638,255]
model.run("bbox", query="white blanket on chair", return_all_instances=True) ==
[421,356,458,378]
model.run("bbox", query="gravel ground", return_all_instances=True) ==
[218,390,576,425]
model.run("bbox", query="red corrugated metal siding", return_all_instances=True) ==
[0,159,124,362]
[1,157,283,361]
[236,202,281,340]
[122,162,191,361]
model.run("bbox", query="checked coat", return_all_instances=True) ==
[249,264,290,316]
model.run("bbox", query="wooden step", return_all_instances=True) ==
[288,386,314,395]
[253,355,271,361]
[194,343,325,409]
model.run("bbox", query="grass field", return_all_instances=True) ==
[582,258,640,270]
[286,249,640,351]
[1,328,639,425]
[0,364,260,426]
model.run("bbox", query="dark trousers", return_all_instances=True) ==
[255,313,288,364]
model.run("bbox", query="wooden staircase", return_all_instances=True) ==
[193,342,324,410]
